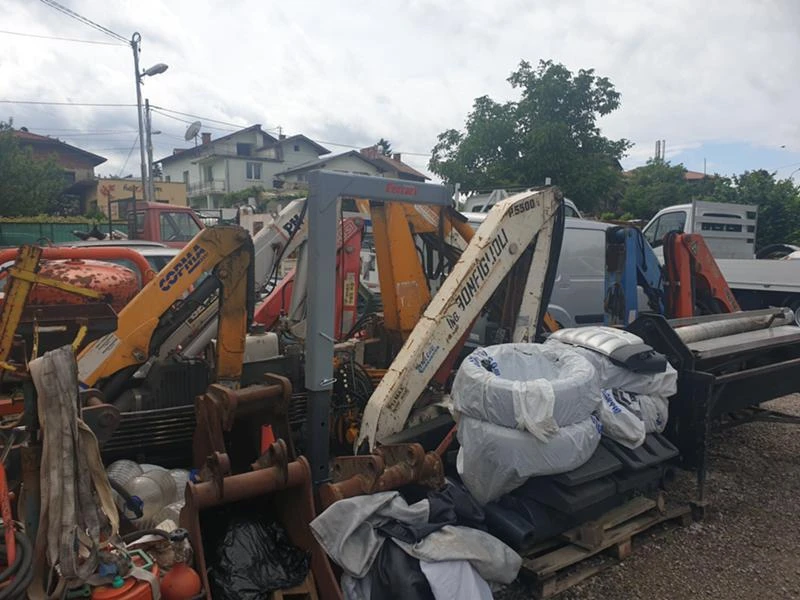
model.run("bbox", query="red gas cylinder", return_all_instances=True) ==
[28,259,139,312]
[161,529,202,600]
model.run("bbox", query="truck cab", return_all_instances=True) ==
[129,202,205,248]
[642,201,757,260]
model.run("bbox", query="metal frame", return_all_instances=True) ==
[627,312,800,510]
[304,171,451,486]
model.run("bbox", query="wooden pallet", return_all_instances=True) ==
[520,494,692,599]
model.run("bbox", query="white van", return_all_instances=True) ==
[464,213,611,329]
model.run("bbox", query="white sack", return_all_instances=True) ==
[599,389,646,449]
[456,414,602,505]
[599,389,671,448]
[452,344,600,441]
[633,392,669,433]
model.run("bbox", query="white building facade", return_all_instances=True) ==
[157,125,330,208]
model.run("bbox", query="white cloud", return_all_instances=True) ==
[2,0,798,179]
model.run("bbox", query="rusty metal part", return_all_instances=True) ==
[0,392,25,418]
[434,424,458,457]
[81,403,121,445]
[0,246,155,286]
[320,454,385,508]
[418,451,445,489]
[79,388,105,407]
[21,259,138,312]
[319,442,445,510]
[251,439,289,485]
[194,451,232,500]
[180,451,341,600]
[192,374,294,473]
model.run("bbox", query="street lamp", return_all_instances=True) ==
[130,31,168,236]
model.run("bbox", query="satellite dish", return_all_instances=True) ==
[184,121,202,141]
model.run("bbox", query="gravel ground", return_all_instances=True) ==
[499,394,800,600]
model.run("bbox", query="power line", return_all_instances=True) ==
[37,0,128,44]
[150,106,253,130]
[3,99,433,157]
[149,108,237,132]
[0,100,135,107]
[117,133,140,177]
[0,29,125,46]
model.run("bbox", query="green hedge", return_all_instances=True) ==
[0,221,129,247]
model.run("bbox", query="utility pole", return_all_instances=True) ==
[131,32,147,227]
[146,98,155,203]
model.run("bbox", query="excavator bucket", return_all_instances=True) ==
[180,447,342,600]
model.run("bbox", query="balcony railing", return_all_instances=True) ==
[187,179,227,196]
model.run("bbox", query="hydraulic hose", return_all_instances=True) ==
[0,529,34,600]
[121,528,171,544]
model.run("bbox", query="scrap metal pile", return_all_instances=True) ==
[0,172,799,597]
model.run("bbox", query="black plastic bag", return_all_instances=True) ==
[368,540,434,600]
[209,515,310,599]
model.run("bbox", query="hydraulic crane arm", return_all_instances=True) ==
[77,225,253,389]
[253,216,364,339]
[156,199,308,359]
[604,226,740,327]
[663,231,740,315]
[357,188,564,450]
[604,226,666,326]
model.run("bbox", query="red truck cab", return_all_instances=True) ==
[130,202,205,248]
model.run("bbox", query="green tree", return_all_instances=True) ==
[732,170,800,249]
[620,159,690,218]
[219,185,267,208]
[429,60,632,213]
[377,138,393,156]
[0,122,67,216]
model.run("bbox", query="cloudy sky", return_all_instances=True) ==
[2,0,799,184]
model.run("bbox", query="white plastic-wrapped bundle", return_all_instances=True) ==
[456,415,602,505]
[544,338,678,397]
[452,344,600,441]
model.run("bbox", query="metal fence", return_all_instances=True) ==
[0,222,130,247]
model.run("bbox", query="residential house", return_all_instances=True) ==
[84,177,189,220]
[156,125,330,209]
[13,128,107,211]
[277,145,429,185]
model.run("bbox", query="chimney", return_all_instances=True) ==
[201,132,211,145]
[360,146,379,159]
[392,152,402,162]
[279,133,286,140]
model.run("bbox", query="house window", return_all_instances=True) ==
[293,144,300,152]
[182,170,189,183]
[246,162,262,180]
[237,143,253,156]
[64,171,76,184]
[204,166,214,182]
[165,175,171,183]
